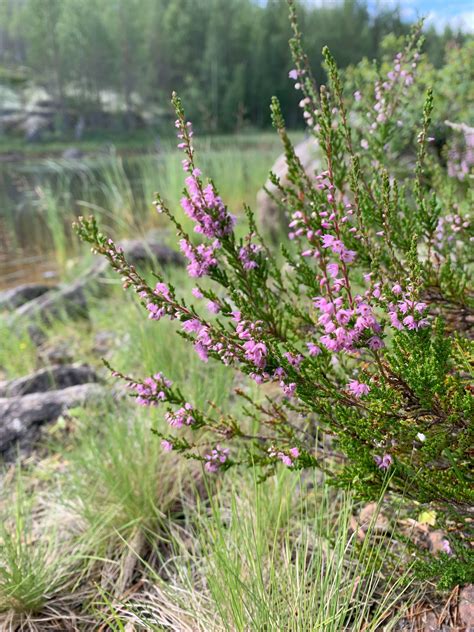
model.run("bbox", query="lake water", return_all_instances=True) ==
[0,149,181,289]
[0,135,286,291]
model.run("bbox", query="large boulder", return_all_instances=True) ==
[0,283,56,311]
[256,136,322,239]
[0,383,103,457]
[0,364,99,398]
[119,237,183,268]
[15,264,106,323]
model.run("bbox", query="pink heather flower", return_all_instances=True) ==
[374,453,392,470]
[192,287,203,299]
[335,308,352,325]
[133,373,172,407]
[165,403,194,428]
[270,446,299,467]
[288,69,299,80]
[154,282,171,299]
[281,382,296,398]
[284,352,304,367]
[347,379,370,398]
[207,300,220,314]
[194,342,209,362]
[161,440,173,452]
[402,315,416,329]
[354,90,362,101]
[204,445,230,473]
[441,539,453,555]
[238,243,262,270]
[340,248,356,263]
[361,139,369,150]
[368,336,384,350]
[306,342,321,356]
[180,177,236,238]
[182,318,201,333]
[321,234,336,249]
[146,303,166,321]
[327,263,339,278]
[179,239,219,278]
[243,340,267,369]
[391,284,402,295]
[389,310,403,330]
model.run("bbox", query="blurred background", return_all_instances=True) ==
[0,0,472,288]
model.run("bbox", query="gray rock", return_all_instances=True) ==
[459,584,474,628]
[0,364,99,398]
[256,136,322,238]
[120,238,183,268]
[0,283,56,310]
[0,383,103,456]
[39,342,75,365]
[62,147,85,160]
[15,278,93,324]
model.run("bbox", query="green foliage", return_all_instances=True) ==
[75,12,473,590]
[0,469,82,615]
[0,0,469,134]
[414,549,474,591]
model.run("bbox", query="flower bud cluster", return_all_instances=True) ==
[128,372,173,407]
[204,445,230,473]
[165,403,195,428]
[269,446,300,467]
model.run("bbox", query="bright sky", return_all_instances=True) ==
[303,0,474,32]
[368,0,474,32]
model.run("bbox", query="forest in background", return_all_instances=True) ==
[0,0,471,137]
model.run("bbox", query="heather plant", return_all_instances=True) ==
[76,3,473,582]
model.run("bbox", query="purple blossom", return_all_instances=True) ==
[281,382,297,398]
[243,340,267,369]
[374,454,393,470]
[204,445,230,473]
[207,300,221,314]
[374,453,393,470]
[161,440,173,452]
[238,243,262,270]
[347,379,371,398]
[132,372,172,407]
[368,336,384,350]
[194,342,209,362]
[182,318,202,333]
[284,352,304,367]
[307,342,321,356]
[165,403,194,428]
[179,238,220,278]
[154,282,171,299]
[146,303,166,321]
[269,446,300,467]
[180,176,236,239]
[387,295,429,332]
